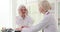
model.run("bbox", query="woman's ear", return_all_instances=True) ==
[40,7,45,11]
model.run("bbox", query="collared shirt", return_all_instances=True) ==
[16,15,33,28]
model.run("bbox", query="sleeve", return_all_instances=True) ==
[31,16,50,32]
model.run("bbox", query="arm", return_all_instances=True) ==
[31,16,50,32]
[21,17,50,32]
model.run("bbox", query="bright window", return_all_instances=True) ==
[0,0,12,29]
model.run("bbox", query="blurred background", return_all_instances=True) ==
[0,0,59,32]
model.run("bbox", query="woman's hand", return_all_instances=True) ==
[22,26,29,28]
[15,26,29,31]
[16,27,22,31]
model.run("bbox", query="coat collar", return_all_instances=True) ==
[45,11,50,15]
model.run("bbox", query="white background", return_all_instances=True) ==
[0,0,12,29]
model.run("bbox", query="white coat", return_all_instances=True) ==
[21,11,58,32]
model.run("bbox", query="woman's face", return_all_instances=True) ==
[18,6,28,16]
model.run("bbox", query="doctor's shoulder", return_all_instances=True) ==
[48,13,55,19]
[47,10,55,19]
[44,12,55,21]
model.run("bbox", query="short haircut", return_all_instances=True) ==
[39,0,51,11]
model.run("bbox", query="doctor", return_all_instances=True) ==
[21,0,58,32]
[15,5,33,32]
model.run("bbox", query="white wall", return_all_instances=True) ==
[0,0,12,29]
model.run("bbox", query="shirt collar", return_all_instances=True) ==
[45,11,50,15]
[19,15,28,20]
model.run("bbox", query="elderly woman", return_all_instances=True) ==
[21,0,58,32]
[15,5,33,32]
